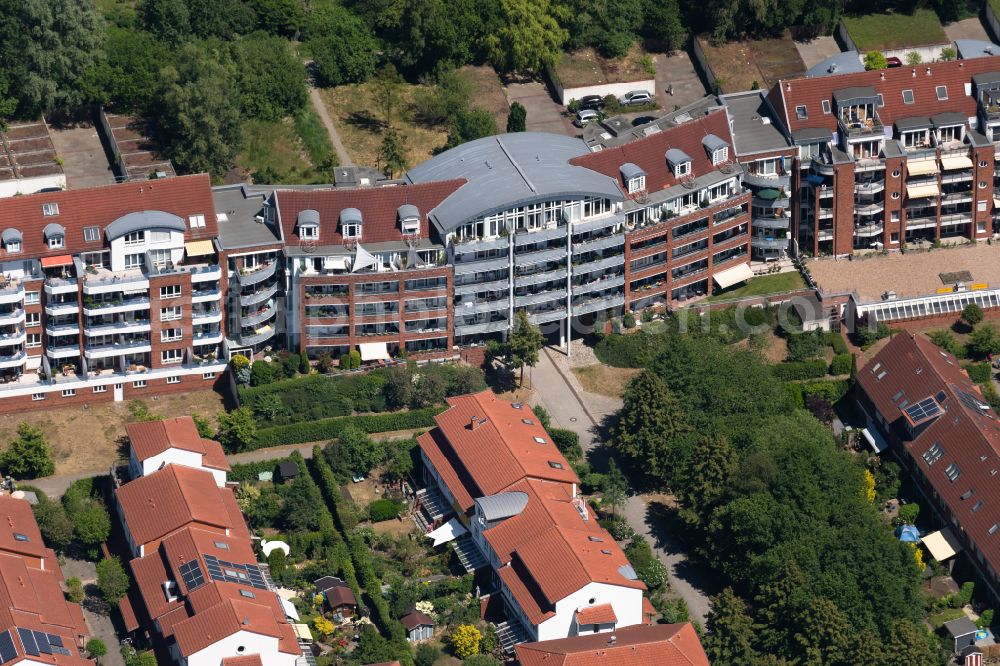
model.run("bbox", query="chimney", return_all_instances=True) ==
[608,635,617,645]
[926,67,931,75]
[470,416,484,431]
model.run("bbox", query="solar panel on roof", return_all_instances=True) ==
[203,555,268,590]
[0,631,15,664]
[904,397,943,424]
[45,634,62,648]
[936,391,947,403]
[33,631,51,655]
[179,560,205,591]
[17,628,37,656]
[956,389,992,415]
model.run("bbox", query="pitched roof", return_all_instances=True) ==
[170,597,298,658]
[115,465,243,547]
[400,610,434,630]
[324,585,357,608]
[571,108,735,194]
[418,391,580,514]
[0,174,216,259]
[128,417,229,472]
[859,332,1000,582]
[575,603,617,625]
[274,180,465,247]
[769,56,1000,136]
[515,623,709,666]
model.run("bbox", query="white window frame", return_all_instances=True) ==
[93,385,107,394]
[821,100,831,114]
[25,292,39,305]
[936,85,948,101]
[61,389,75,397]
[161,328,182,342]
[795,105,807,120]
[203,372,216,379]
[123,231,145,246]
[627,175,646,193]
[25,333,40,348]
[342,223,361,239]
[160,306,182,322]
[300,225,318,239]
[188,214,206,229]
[48,235,64,249]
[25,313,39,327]
[150,230,171,244]
[42,203,59,217]
[132,380,147,388]
[31,393,44,401]
[125,253,144,269]
[5,241,20,254]
[167,375,181,384]
[160,285,182,300]
[83,226,100,242]
[673,161,691,178]
[712,147,729,165]
[161,348,183,365]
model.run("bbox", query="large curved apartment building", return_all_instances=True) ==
[17,50,1000,408]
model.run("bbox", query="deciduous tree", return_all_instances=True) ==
[96,556,130,605]
[486,0,567,74]
[307,6,378,86]
[216,406,258,451]
[3,423,55,479]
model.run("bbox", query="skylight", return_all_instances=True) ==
[902,89,915,104]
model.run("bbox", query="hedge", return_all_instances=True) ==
[250,407,445,449]
[550,428,582,462]
[368,499,404,522]
[801,380,850,403]
[826,331,849,355]
[829,353,853,376]
[964,362,992,385]
[771,359,828,381]
[228,458,293,484]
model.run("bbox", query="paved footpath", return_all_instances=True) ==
[530,345,714,623]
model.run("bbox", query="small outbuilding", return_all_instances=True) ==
[277,460,300,483]
[944,616,979,654]
[401,610,435,643]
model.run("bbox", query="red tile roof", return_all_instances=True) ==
[128,417,230,471]
[769,57,1000,135]
[571,108,736,194]
[171,597,298,658]
[418,391,580,513]
[274,180,465,246]
[575,603,617,625]
[515,623,709,666]
[859,332,1000,582]
[115,465,244,548]
[0,174,216,259]
[222,656,264,666]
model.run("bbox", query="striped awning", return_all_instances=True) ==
[940,155,973,171]
[906,183,940,199]
[907,159,938,176]
[185,240,215,256]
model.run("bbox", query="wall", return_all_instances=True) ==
[539,582,643,642]
[184,631,298,666]
[834,21,858,53]
[691,36,720,94]
[985,1,1000,45]
[0,174,67,199]
[553,80,657,107]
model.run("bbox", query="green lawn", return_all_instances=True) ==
[706,271,807,302]
[928,607,967,629]
[843,9,948,52]
[237,118,330,185]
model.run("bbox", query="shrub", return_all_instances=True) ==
[2,423,55,479]
[65,576,84,604]
[623,312,636,329]
[929,329,964,358]
[267,548,287,578]
[963,303,984,327]
[978,609,994,629]
[415,643,442,666]
[958,581,975,607]
[86,638,107,658]
[786,331,823,362]
[771,359,828,381]
[965,362,992,385]
[550,428,582,461]
[854,320,890,348]
[368,499,403,522]
[251,407,444,449]
[450,625,481,658]
[826,331,849,355]
[830,353,853,376]
[800,380,849,404]
[96,556,130,605]
[230,354,250,371]
[249,360,278,386]
[594,332,666,368]
[898,502,920,525]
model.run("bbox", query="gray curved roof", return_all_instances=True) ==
[1,229,21,244]
[340,207,363,225]
[397,204,420,221]
[619,162,645,181]
[665,148,691,167]
[475,492,528,522]
[105,211,185,241]
[702,133,728,153]
[42,223,65,239]
[805,51,864,78]
[298,209,320,226]
[405,132,622,235]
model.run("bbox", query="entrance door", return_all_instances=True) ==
[113,383,123,402]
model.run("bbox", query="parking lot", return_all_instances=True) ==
[504,80,578,136]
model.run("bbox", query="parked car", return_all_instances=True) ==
[574,109,599,127]
[619,90,653,107]
[578,95,604,110]
[886,56,903,68]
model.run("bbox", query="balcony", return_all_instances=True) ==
[192,308,223,325]
[45,344,79,360]
[855,180,885,194]
[573,274,625,295]
[84,320,150,336]
[236,327,276,347]
[193,330,224,345]
[856,201,884,216]
[525,307,566,325]
[453,236,509,254]
[0,351,25,369]
[905,216,937,230]
[44,277,78,296]
[514,226,564,245]
[742,170,791,189]
[941,213,973,226]
[457,299,509,316]
[0,330,26,347]
[0,309,25,326]
[752,216,790,230]
[838,111,883,139]
[515,268,567,288]
[574,254,626,274]
[191,287,222,303]
[0,281,24,306]
[572,214,620,235]
[514,247,566,268]
[751,237,791,250]
[514,290,566,308]
[84,341,151,360]
[454,256,508,275]
[239,283,278,307]
[573,294,625,316]
[45,300,79,316]
[454,278,508,295]
[242,303,277,327]
[46,322,80,337]
[235,261,277,286]
[455,319,509,336]
[189,264,223,282]
[82,296,149,316]
[855,223,884,237]
[572,234,624,254]
[82,268,149,295]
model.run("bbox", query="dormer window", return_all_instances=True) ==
[398,204,420,235]
[666,149,693,179]
[620,162,647,194]
[712,147,728,165]
[188,214,206,229]
[5,241,19,254]
[300,225,318,240]
[674,161,690,177]
[628,175,645,193]
[43,223,65,250]
[342,224,361,239]
[340,207,363,240]
[2,229,22,255]
[42,203,59,217]
[297,208,320,240]
[702,134,729,166]
[795,105,808,120]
